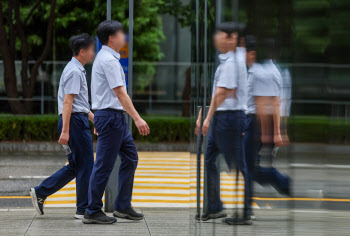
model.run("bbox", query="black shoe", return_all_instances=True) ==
[201,210,227,221]
[82,210,117,224]
[222,216,253,225]
[30,188,45,215]
[74,211,85,219]
[113,207,144,220]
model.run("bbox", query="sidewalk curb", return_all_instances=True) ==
[0,141,190,153]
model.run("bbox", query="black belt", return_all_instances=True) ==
[215,110,243,115]
[102,108,126,115]
[71,112,88,117]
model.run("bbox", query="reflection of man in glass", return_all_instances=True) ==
[195,22,250,224]
[242,36,290,220]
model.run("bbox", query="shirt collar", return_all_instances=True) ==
[218,51,235,63]
[248,63,258,73]
[102,45,120,60]
[264,59,275,65]
[71,57,85,73]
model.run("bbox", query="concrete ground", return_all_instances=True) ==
[1,207,350,236]
[2,144,350,235]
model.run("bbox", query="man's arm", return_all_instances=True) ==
[195,107,202,135]
[113,86,150,136]
[201,87,235,136]
[87,111,98,135]
[58,94,75,145]
[88,111,94,123]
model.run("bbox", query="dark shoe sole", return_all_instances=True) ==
[202,212,227,221]
[222,218,253,225]
[113,211,143,220]
[82,218,117,224]
[30,188,44,215]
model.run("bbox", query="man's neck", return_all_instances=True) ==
[219,49,231,54]
[74,56,86,67]
[106,43,119,53]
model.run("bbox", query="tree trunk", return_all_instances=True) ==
[0,1,25,114]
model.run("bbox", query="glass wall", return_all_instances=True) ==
[190,0,350,235]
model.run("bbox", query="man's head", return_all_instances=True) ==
[69,33,95,63]
[97,20,125,51]
[245,35,257,67]
[214,22,240,53]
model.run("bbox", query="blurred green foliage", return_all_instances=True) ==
[0,115,190,143]
[2,0,190,91]
[1,115,350,144]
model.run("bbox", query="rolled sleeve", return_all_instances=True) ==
[103,60,124,89]
[216,62,237,89]
[63,70,81,95]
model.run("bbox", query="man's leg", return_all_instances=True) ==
[244,116,257,216]
[255,165,290,196]
[32,116,79,215]
[215,112,251,225]
[113,127,143,220]
[86,112,124,214]
[200,121,227,221]
[74,115,94,215]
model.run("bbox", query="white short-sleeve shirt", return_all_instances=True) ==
[91,45,126,110]
[246,60,282,115]
[212,51,248,111]
[57,57,90,115]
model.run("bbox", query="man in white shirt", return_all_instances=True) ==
[83,20,150,224]
[30,34,95,219]
[244,36,290,219]
[195,22,250,225]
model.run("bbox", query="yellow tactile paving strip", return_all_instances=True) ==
[46,152,245,208]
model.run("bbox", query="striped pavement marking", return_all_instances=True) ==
[44,152,247,208]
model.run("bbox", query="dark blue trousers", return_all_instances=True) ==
[35,114,94,213]
[244,114,290,214]
[86,110,138,214]
[204,111,249,215]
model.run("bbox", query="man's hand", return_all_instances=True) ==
[88,111,94,123]
[94,128,98,136]
[195,118,201,135]
[201,118,210,136]
[282,134,290,146]
[274,133,283,147]
[58,131,69,145]
[135,118,150,136]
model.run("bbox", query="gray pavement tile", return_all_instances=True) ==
[0,211,36,236]
[2,208,350,235]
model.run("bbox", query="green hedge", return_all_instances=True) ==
[131,116,190,142]
[0,115,190,143]
[0,115,350,144]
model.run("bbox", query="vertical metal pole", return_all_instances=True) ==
[195,0,201,217]
[233,0,239,22]
[107,0,111,20]
[216,0,222,24]
[53,27,57,114]
[203,0,208,120]
[128,0,134,132]
[41,76,44,114]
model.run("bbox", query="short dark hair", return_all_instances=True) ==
[69,33,94,56]
[216,22,241,37]
[96,20,123,45]
[245,35,257,52]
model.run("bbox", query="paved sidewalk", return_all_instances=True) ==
[0,208,190,236]
[1,208,350,236]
